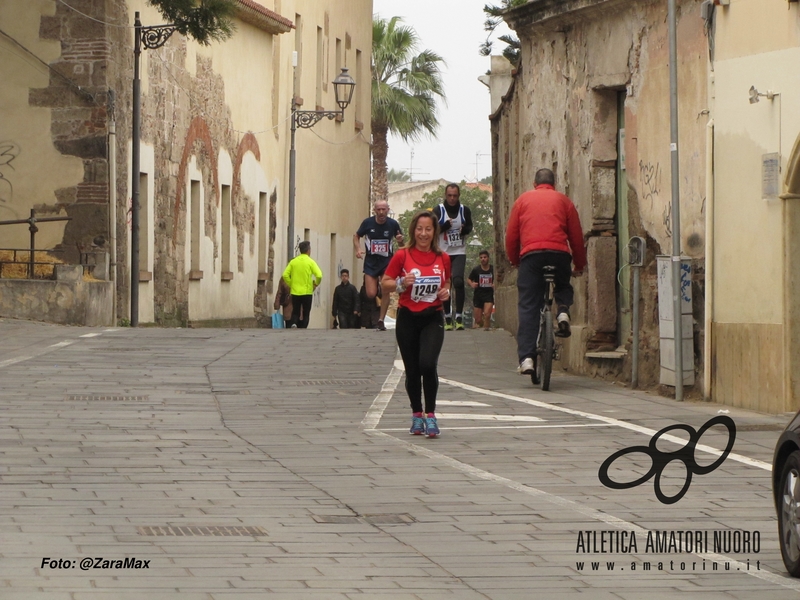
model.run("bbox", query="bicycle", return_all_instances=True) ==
[533,265,559,391]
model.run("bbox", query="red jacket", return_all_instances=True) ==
[504,183,587,270]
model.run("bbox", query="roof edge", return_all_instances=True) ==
[235,0,294,34]
[505,0,619,31]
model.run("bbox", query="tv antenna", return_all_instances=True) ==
[403,148,429,182]
[474,152,491,182]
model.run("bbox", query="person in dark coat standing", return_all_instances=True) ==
[332,269,361,329]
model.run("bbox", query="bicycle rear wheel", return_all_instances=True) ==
[536,308,553,391]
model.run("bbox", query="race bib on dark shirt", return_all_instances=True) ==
[370,239,390,257]
[479,274,493,287]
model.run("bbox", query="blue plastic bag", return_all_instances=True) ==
[272,311,284,329]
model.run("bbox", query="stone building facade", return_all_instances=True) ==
[1,0,372,328]
[492,0,709,390]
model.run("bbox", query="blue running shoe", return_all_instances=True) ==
[410,414,425,435]
[425,415,440,438]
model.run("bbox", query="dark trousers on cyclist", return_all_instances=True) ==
[516,250,574,363]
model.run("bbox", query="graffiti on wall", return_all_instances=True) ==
[639,159,661,207]
[0,141,21,205]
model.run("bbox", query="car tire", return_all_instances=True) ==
[778,450,800,577]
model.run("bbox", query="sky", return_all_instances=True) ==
[371,0,512,184]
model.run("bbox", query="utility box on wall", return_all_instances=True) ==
[657,256,694,386]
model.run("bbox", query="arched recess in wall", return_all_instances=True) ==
[232,133,261,198]
[173,116,219,246]
[232,133,261,268]
[780,132,800,410]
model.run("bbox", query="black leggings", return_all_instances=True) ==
[395,307,445,414]
[290,295,312,328]
[443,254,466,316]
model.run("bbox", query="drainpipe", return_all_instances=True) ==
[703,118,714,400]
[668,0,684,400]
[108,91,118,327]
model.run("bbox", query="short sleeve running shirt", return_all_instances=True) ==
[356,216,402,260]
[385,248,452,312]
[468,265,494,289]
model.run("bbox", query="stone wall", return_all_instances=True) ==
[35,0,118,266]
[495,0,707,389]
[0,279,113,326]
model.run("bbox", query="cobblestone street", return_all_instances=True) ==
[0,318,797,599]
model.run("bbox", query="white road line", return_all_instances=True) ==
[1,335,94,369]
[364,368,800,591]
[379,423,612,431]
[437,400,492,407]
[361,366,403,430]
[49,340,75,348]
[435,412,545,422]
[0,356,32,369]
[366,427,798,590]
[439,377,772,472]
[80,332,102,338]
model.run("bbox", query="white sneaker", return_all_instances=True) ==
[290,324,298,329]
[556,312,571,338]
[518,357,535,375]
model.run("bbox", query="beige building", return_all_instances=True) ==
[0,0,372,328]
[710,0,800,413]
[493,0,709,389]
[388,179,448,218]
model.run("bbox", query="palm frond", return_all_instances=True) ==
[371,15,446,141]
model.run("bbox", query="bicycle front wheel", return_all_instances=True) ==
[536,308,554,391]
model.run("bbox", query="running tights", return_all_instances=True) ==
[395,307,445,413]
[443,254,466,316]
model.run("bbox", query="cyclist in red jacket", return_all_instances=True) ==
[504,168,587,376]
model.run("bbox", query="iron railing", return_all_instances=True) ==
[0,209,71,279]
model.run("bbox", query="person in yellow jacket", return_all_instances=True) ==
[282,240,323,328]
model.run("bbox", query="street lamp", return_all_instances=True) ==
[287,67,356,260]
[749,85,779,104]
[131,12,177,326]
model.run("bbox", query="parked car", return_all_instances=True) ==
[773,411,800,576]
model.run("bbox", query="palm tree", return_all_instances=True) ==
[388,168,412,182]
[371,16,445,203]
[479,0,527,65]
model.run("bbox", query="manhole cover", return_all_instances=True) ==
[292,379,372,386]
[138,525,267,536]
[312,514,414,525]
[362,514,415,525]
[101,348,154,352]
[66,395,150,402]
[312,516,362,524]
